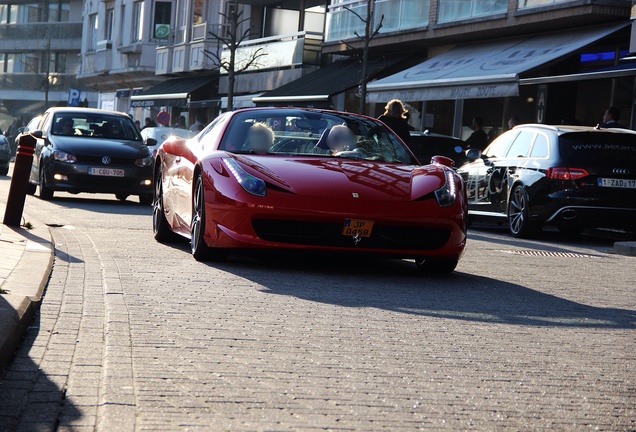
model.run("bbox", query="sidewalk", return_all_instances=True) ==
[0,218,54,375]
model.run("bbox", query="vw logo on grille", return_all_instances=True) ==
[101,156,111,165]
[612,168,630,175]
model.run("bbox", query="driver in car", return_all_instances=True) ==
[245,123,274,154]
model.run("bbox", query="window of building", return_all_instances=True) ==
[154,1,171,40]
[437,0,507,23]
[193,0,203,25]
[0,4,19,24]
[105,6,114,41]
[119,4,125,46]
[131,1,143,42]
[87,13,98,51]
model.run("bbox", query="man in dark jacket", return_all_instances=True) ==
[465,117,488,151]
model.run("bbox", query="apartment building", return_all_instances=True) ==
[314,0,636,138]
[123,0,328,127]
[0,0,90,130]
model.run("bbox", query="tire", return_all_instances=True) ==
[191,174,228,262]
[152,165,180,243]
[508,185,539,238]
[39,168,53,200]
[415,258,458,274]
[116,193,129,201]
[138,194,153,206]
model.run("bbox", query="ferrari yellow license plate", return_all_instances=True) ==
[342,219,374,237]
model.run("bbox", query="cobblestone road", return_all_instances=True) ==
[0,192,634,431]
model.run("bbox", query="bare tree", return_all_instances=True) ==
[343,0,383,115]
[203,0,267,111]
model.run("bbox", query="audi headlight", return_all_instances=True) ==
[53,150,77,163]
[434,169,457,207]
[135,157,153,167]
[223,158,266,197]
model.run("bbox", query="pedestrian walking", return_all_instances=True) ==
[465,116,489,151]
[600,106,627,129]
[378,99,411,144]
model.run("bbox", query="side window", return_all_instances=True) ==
[483,130,519,158]
[529,133,549,158]
[505,130,535,158]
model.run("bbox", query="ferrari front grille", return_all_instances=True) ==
[252,219,450,250]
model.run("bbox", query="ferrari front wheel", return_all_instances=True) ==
[191,174,228,262]
[153,165,180,243]
[415,258,458,274]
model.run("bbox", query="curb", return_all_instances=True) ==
[613,241,636,257]
[0,221,54,376]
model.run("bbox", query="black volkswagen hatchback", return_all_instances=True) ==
[27,107,156,204]
[457,124,636,237]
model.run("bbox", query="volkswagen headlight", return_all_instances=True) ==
[53,150,77,163]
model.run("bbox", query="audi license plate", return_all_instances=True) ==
[342,219,374,237]
[597,177,636,189]
[88,167,124,177]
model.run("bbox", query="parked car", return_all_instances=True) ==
[408,131,468,167]
[0,134,10,176]
[140,126,195,157]
[153,107,467,273]
[457,124,636,237]
[26,107,156,205]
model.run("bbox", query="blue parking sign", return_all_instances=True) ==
[68,88,81,106]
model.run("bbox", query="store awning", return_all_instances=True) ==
[367,22,630,102]
[253,56,405,105]
[130,75,216,108]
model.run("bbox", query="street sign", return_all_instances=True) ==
[68,88,81,106]
[156,110,170,126]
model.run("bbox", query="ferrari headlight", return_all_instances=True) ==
[223,158,266,197]
[53,150,77,163]
[135,156,153,167]
[434,169,457,207]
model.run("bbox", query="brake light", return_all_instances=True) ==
[546,167,589,180]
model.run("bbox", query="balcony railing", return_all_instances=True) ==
[0,22,82,40]
[437,0,507,23]
[325,0,429,42]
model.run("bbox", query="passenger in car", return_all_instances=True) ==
[245,123,274,154]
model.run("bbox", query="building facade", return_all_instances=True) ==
[126,0,327,128]
[0,0,91,131]
[319,0,635,139]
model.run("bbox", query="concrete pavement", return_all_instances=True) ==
[0,216,54,376]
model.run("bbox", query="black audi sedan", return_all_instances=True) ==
[457,124,636,237]
[27,107,156,204]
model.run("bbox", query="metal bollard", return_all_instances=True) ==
[3,134,36,226]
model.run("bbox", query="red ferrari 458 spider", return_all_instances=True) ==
[153,108,467,273]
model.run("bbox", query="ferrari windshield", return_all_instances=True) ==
[219,109,416,164]
[52,113,142,141]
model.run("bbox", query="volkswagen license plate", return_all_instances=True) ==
[342,219,374,237]
[598,177,636,189]
[88,167,124,177]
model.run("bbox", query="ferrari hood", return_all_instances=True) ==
[233,155,446,201]
[50,136,150,158]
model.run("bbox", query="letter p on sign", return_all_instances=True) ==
[68,88,81,106]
